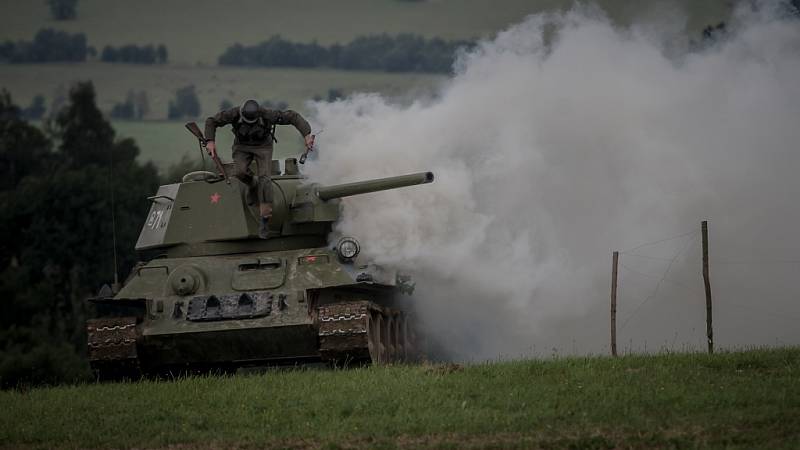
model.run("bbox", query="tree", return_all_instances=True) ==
[167,85,201,119]
[0,91,52,191]
[0,83,160,388]
[327,88,344,102]
[133,91,149,119]
[110,90,149,120]
[156,44,168,64]
[23,95,47,121]
[47,0,78,20]
[53,82,115,167]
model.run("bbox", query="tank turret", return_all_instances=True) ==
[87,157,434,378]
[135,160,433,258]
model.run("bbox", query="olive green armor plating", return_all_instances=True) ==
[87,160,434,378]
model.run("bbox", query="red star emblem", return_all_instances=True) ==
[210,193,221,204]
[306,256,317,263]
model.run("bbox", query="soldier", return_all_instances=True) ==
[205,100,314,239]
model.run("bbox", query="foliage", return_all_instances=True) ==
[0,91,53,190]
[167,85,201,119]
[0,348,798,448]
[110,90,149,120]
[47,0,78,21]
[21,95,46,121]
[0,29,87,63]
[163,153,206,184]
[100,44,168,64]
[218,33,474,74]
[0,84,160,388]
[327,88,343,102]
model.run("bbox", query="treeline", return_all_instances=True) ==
[218,33,474,73]
[0,83,161,388]
[101,44,167,64]
[0,29,87,63]
[0,29,168,65]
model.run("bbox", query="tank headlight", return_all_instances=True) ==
[337,237,360,260]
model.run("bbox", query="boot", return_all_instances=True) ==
[258,216,270,239]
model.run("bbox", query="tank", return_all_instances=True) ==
[86,159,434,378]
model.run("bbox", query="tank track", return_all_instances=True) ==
[87,302,417,379]
[317,301,416,366]
[86,316,142,380]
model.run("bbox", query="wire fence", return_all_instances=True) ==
[610,222,800,354]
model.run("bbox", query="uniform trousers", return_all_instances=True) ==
[232,144,273,217]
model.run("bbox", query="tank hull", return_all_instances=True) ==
[88,246,418,378]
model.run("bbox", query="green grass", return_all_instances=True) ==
[1,348,798,449]
[0,63,443,120]
[112,120,309,172]
[2,0,732,65]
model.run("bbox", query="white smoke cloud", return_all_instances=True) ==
[305,4,800,359]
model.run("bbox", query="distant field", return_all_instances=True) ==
[0,63,442,171]
[0,0,733,171]
[0,63,443,119]
[113,120,309,172]
[2,0,732,64]
[1,348,798,449]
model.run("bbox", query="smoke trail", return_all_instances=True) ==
[305,4,800,359]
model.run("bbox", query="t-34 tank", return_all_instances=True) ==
[87,159,434,378]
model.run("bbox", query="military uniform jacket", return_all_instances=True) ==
[204,107,311,148]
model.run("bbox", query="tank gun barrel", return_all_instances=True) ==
[316,171,434,201]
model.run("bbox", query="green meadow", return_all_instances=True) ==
[1,348,798,449]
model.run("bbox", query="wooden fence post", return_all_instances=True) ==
[611,251,619,357]
[702,221,714,354]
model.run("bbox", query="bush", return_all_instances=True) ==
[47,0,78,21]
[168,85,200,119]
[22,95,47,120]
[110,90,148,120]
[327,88,344,102]
[163,153,205,184]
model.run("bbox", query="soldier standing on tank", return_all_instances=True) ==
[205,100,314,239]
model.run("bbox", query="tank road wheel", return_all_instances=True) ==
[405,315,418,362]
[366,311,381,364]
[385,315,397,363]
[371,312,386,365]
[397,315,410,363]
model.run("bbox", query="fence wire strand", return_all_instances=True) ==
[619,231,700,331]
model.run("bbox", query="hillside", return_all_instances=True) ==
[0,0,734,171]
[2,0,732,64]
[1,348,798,449]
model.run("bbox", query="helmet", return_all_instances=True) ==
[240,99,260,124]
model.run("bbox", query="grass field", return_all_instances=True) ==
[0,1,733,172]
[113,120,311,171]
[1,63,442,171]
[3,0,732,64]
[0,63,443,120]
[1,348,798,449]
